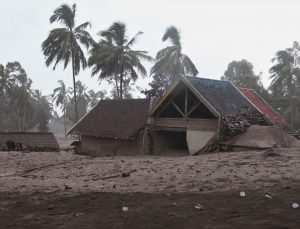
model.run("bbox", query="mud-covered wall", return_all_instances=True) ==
[79,135,143,156]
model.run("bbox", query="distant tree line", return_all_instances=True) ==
[221,41,300,130]
[0,62,52,132]
[2,3,299,133]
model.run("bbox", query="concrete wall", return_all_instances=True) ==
[79,135,142,156]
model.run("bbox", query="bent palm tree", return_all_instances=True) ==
[88,22,153,99]
[151,26,198,82]
[42,3,94,122]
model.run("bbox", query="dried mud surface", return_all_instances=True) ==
[0,147,300,228]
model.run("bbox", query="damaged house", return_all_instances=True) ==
[68,76,298,156]
[0,132,60,152]
[68,99,150,156]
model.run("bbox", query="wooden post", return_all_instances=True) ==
[184,87,188,119]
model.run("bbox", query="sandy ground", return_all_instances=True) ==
[0,148,300,193]
[1,147,300,228]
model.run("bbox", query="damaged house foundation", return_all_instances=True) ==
[68,76,299,156]
[0,132,60,152]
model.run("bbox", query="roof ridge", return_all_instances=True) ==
[185,75,230,83]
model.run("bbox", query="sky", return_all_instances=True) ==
[1,0,300,98]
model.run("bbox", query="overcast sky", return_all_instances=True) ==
[1,0,299,97]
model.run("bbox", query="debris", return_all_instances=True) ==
[292,203,299,209]
[122,207,128,212]
[240,191,246,197]
[75,212,84,217]
[265,192,272,199]
[194,204,204,210]
[172,202,176,207]
[47,204,55,210]
[262,150,280,157]
[122,169,137,178]
[265,194,272,199]
[64,184,72,190]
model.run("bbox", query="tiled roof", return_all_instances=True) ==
[239,88,291,129]
[185,77,259,116]
[68,99,150,140]
[0,132,60,151]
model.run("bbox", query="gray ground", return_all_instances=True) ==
[0,147,299,194]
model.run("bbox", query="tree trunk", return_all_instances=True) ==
[120,71,123,99]
[22,87,26,131]
[114,74,120,99]
[119,51,125,99]
[71,52,79,123]
[63,106,67,137]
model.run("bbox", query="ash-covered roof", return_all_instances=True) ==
[185,76,259,116]
[0,132,59,151]
[239,88,298,137]
[68,99,150,140]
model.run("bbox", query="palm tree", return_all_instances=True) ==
[88,89,107,108]
[269,41,300,127]
[52,80,68,136]
[88,21,153,99]
[0,64,13,96]
[13,72,33,131]
[42,3,94,122]
[151,26,198,82]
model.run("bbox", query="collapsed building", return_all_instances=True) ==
[68,76,299,156]
[0,132,60,152]
[68,99,150,156]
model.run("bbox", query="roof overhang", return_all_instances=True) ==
[149,76,220,118]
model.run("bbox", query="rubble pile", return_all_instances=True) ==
[221,107,270,138]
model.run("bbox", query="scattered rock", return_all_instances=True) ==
[240,191,246,197]
[292,203,299,209]
[75,212,84,217]
[64,185,72,190]
[47,204,55,210]
[122,206,128,212]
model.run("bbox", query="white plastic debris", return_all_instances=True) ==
[292,203,299,209]
[194,204,203,210]
[240,191,246,197]
[265,194,272,199]
[122,206,129,212]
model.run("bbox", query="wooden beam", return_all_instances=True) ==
[156,85,184,117]
[184,87,188,118]
[171,101,184,117]
[187,101,201,116]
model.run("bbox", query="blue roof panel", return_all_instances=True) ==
[186,76,258,116]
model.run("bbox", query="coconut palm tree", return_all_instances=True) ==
[151,26,198,82]
[42,3,94,122]
[269,41,300,127]
[52,80,69,136]
[88,21,153,99]
[88,89,107,108]
[13,72,33,131]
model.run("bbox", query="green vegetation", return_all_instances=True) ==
[1,3,300,133]
[0,62,52,132]
[42,3,94,122]
[88,21,153,99]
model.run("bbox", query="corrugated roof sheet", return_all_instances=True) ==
[0,132,59,151]
[185,76,259,116]
[239,88,296,135]
[68,99,150,140]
